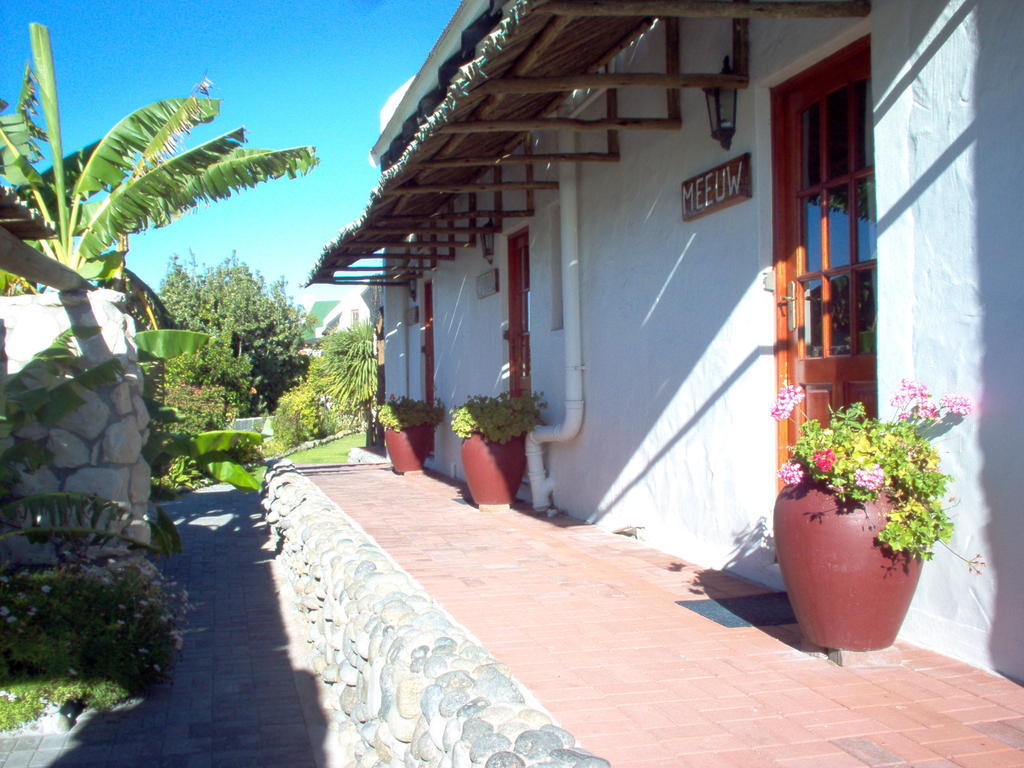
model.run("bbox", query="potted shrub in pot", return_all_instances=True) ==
[379,396,445,474]
[772,380,979,651]
[451,392,545,506]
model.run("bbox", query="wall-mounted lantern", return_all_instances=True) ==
[704,56,738,150]
[481,218,496,263]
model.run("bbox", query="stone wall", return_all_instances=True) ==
[262,461,609,768]
[0,289,150,550]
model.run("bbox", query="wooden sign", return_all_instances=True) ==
[476,268,499,299]
[682,153,751,221]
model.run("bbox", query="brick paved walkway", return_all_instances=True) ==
[304,462,1024,768]
[0,485,328,768]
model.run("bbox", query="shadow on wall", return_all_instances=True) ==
[976,2,1024,683]
[50,486,329,766]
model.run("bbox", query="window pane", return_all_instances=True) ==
[827,185,851,268]
[802,195,822,274]
[854,80,873,170]
[802,278,823,358]
[856,178,877,263]
[827,87,849,179]
[829,274,851,356]
[802,103,821,187]
[855,268,876,355]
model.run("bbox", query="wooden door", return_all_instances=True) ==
[773,39,876,457]
[506,230,531,397]
[422,281,435,404]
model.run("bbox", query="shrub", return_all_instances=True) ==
[450,392,545,443]
[164,382,233,434]
[378,397,444,431]
[0,564,188,731]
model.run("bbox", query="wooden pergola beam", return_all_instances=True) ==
[439,117,681,134]
[385,181,559,195]
[334,265,434,272]
[362,225,501,235]
[330,280,414,287]
[335,252,458,260]
[344,239,476,248]
[418,152,620,168]
[533,1,870,18]
[375,210,534,224]
[474,72,747,95]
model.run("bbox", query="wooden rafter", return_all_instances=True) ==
[376,210,535,224]
[344,239,476,248]
[339,252,457,260]
[473,72,747,95]
[533,1,871,18]
[362,225,501,235]
[439,117,682,134]
[418,152,619,168]
[385,181,559,195]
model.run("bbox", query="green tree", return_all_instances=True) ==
[320,320,379,442]
[0,23,318,310]
[160,255,311,414]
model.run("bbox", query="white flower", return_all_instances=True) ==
[40,585,52,593]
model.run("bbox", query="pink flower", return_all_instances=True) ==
[891,378,932,419]
[940,393,973,416]
[917,401,940,420]
[813,449,837,472]
[778,462,805,486]
[771,385,806,421]
[854,464,885,491]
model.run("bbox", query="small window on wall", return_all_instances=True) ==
[549,202,563,331]
[351,309,360,326]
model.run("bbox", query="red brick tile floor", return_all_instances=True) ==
[300,462,1024,768]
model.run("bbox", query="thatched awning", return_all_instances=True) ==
[310,0,870,286]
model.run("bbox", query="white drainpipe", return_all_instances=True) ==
[526,132,584,512]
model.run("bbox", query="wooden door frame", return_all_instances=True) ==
[506,228,530,397]
[771,37,871,468]
[422,281,435,404]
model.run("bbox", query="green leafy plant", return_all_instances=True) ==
[450,392,545,444]
[164,382,233,434]
[773,380,979,563]
[136,329,263,492]
[0,564,188,731]
[378,396,444,432]
[0,23,318,302]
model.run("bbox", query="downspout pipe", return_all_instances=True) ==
[526,132,584,512]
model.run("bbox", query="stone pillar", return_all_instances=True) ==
[0,289,151,551]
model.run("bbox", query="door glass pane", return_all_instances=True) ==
[829,274,851,355]
[802,103,821,187]
[802,278,823,358]
[827,87,850,179]
[853,79,872,169]
[827,185,851,268]
[855,268,876,355]
[856,178,877,263]
[802,195,822,274]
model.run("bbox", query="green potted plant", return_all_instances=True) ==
[772,380,979,651]
[378,396,445,474]
[450,392,545,506]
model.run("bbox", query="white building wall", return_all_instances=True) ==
[381,0,1024,679]
[872,0,1024,680]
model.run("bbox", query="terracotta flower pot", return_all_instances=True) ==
[460,433,526,506]
[773,481,922,652]
[384,424,435,474]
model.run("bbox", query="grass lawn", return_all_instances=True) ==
[286,432,367,464]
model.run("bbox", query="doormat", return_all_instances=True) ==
[675,592,796,628]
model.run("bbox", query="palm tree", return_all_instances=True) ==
[320,321,380,444]
[0,23,318,321]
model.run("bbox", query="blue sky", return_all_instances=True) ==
[1,0,459,306]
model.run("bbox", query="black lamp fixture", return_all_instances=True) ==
[704,56,738,150]
[481,218,495,263]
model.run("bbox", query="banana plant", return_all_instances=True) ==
[0,23,318,298]
[135,329,263,491]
